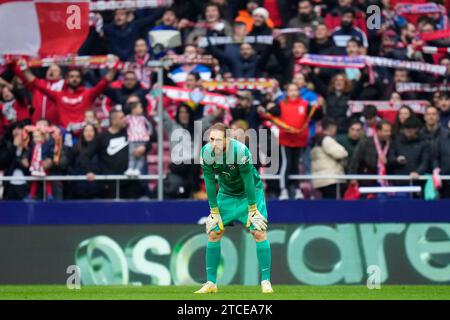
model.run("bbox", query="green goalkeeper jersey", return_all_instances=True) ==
[201,139,264,209]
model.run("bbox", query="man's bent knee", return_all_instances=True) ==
[251,230,267,242]
[208,230,224,241]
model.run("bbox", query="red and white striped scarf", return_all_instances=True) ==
[373,134,390,187]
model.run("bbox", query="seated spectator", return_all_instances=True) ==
[392,117,429,188]
[311,118,348,199]
[337,119,363,168]
[349,121,397,188]
[331,8,368,55]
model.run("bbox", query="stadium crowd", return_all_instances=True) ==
[1,0,450,201]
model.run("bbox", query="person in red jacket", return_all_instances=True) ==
[15,57,119,130]
[29,63,64,125]
[268,83,310,200]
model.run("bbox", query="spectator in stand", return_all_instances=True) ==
[267,83,310,200]
[235,0,274,32]
[186,3,232,44]
[392,105,416,136]
[168,44,212,86]
[0,124,29,200]
[349,120,397,188]
[331,8,368,55]
[61,124,101,199]
[0,81,32,129]
[16,58,118,131]
[361,104,380,138]
[105,70,148,114]
[336,118,364,168]
[432,121,450,198]
[392,116,429,189]
[310,23,337,55]
[325,0,368,35]
[28,64,64,125]
[437,93,450,130]
[151,7,179,32]
[311,117,348,199]
[248,7,273,55]
[208,41,269,78]
[127,39,152,89]
[288,0,324,43]
[103,8,164,61]
[81,109,151,199]
[124,101,153,177]
[420,106,448,161]
[230,91,262,131]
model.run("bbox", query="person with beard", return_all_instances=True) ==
[162,104,221,199]
[104,70,148,114]
[248,7,274,56]
[336,119,363,170]
[230,91,262,131]
[324,0,368,34]
[391,117,429,191]
[27,64,64,125]
[331,8,368,55]
[235,0,274,33]
[288,0,324,44]
[15,58,119,131]
[81,109,151,199]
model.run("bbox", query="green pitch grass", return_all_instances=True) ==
[0,285,449,300]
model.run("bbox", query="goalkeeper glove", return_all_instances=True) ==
[206,207,224,234]
[246,204,267,231]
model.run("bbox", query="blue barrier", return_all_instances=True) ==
[0,200,449,225]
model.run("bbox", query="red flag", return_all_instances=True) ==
[0,0,89,57]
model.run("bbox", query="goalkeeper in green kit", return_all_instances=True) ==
[195,123,274,294]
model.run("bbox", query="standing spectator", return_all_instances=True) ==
[16,59,118,130]
[230,91,262,131]
[331,8,368,55]
[82,110,150,199]
[62,124,102,199]
[267,83,309,200]
[349,121,397,188]
[105,70,148,113]
[168,44,212,86]
[420,106,448,158]
[311,118,348,199]
[0,83,32,129]
[437,93,450,130]
[235,0,274,32]
[337,119,363,167]
[127,39,152,89]
[288,0,324,43]
[103,8,164,61]
[392,105,416,136]
[29,64,64,125]
[124,101,153,177]
[360,104,380,138]
[310,23,337,55]
[392,117,429,187]
[433,124,450,199]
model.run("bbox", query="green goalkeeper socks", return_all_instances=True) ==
[206,241,221,284]
[256,240,271,281]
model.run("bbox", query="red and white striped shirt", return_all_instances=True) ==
[126,115,151,142]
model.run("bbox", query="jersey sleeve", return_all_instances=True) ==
[201,147,218,209]
[237,145,256,206]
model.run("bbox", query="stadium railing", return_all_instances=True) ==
[1,174,449,201]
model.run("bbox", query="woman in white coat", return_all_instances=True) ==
[311,118,349,199]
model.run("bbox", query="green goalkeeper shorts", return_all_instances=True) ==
[212,186,268,232]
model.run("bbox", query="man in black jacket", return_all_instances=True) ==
[348,121,397,187]
[432,124,450,198]
[392,117,430,187]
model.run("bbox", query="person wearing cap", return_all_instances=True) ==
[235,1,274,33]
